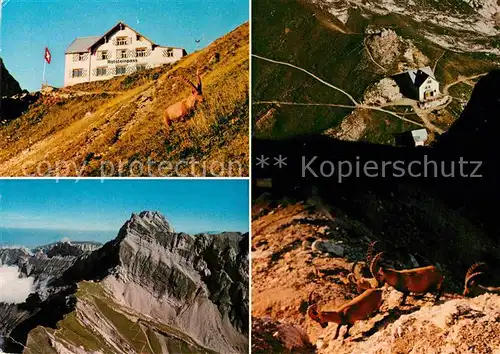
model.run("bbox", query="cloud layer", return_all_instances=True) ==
[0,265,35,304]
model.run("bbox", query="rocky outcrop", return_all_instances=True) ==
[252,317,314,353]
[0,58,22,98]
[0,247,31,265]
[253,290,500,354]
[323,110,368,141]
[363,78,403,105]
[0,59,30,121]
[317,293,500,354]
[365,28,430,71]
[0,92,40,122]
[0,242,100,293]
[314,0,500,52]
[33,241,102,257]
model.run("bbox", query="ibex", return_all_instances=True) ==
[347,273,380,291]
[463,262,500,297]
[164,69,203,128]
[347,241,380,292]
[307,289,383,339]
[371,252,444,304]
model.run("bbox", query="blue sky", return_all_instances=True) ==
[0,0,248,91]
[0,179,249,246]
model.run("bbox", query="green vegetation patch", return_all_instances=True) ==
[361,110,417,145]
[146,328,164,354]
[252,0,383,138]
[56,312,113,352]
[25,327,58,354]
[94,297,153,353]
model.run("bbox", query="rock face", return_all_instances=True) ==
[0,241,102,293]
[363,78,403,105]
[87,211,250,353]
[0,211,249,354]
[365,28,430,71]
[0,59,28,120]
[33,241,102,256]
[314,0,500,53]
[106,211,249,353]
[0,91,40,122]
[0,58,22,98]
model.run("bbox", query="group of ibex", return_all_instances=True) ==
[307,242,500,340]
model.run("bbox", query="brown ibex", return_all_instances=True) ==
[463,262,500,297]
[347,273,380,291]
[347,241,380,292]
[307,289,383,339]
[164,68,203,128]
[371,252,444,304]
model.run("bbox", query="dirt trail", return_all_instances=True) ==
[380,98,445,133]
[433,50,446,72]
[252,54,359,105]
[59,89,123,96]
[253,55,431,130]
[363,37,387,72]
[443,73,487,95]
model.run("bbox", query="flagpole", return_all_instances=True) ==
[42,57,46,88]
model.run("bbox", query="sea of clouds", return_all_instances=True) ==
[0,265,35,304]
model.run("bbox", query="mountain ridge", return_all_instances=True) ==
[0,211,249,354]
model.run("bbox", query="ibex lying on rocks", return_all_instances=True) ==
[347,241,380,291]
[164,69,203,128]
[307,289,383,339]
[463,262,500,297]
[371,252,444,305]
[347,273,380,291]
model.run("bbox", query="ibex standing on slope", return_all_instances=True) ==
[371,252,444,305]
[164,69,203,128]
[307,289,383,340]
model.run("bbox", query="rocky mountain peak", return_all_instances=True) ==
[1,211,249,353]
[117,210,175,241]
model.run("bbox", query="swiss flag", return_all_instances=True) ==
[44,47,51,64]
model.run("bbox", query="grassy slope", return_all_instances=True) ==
[24,281,217,354]
[253,0,381,139]
[0,23,249,177]
[252,0,499,143]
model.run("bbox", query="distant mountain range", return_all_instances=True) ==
[0,227,117,249]
[0,211,249,353]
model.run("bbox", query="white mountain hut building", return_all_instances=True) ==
[408,67,440,102]
[64,21,187,87]
[393,66,441,103]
